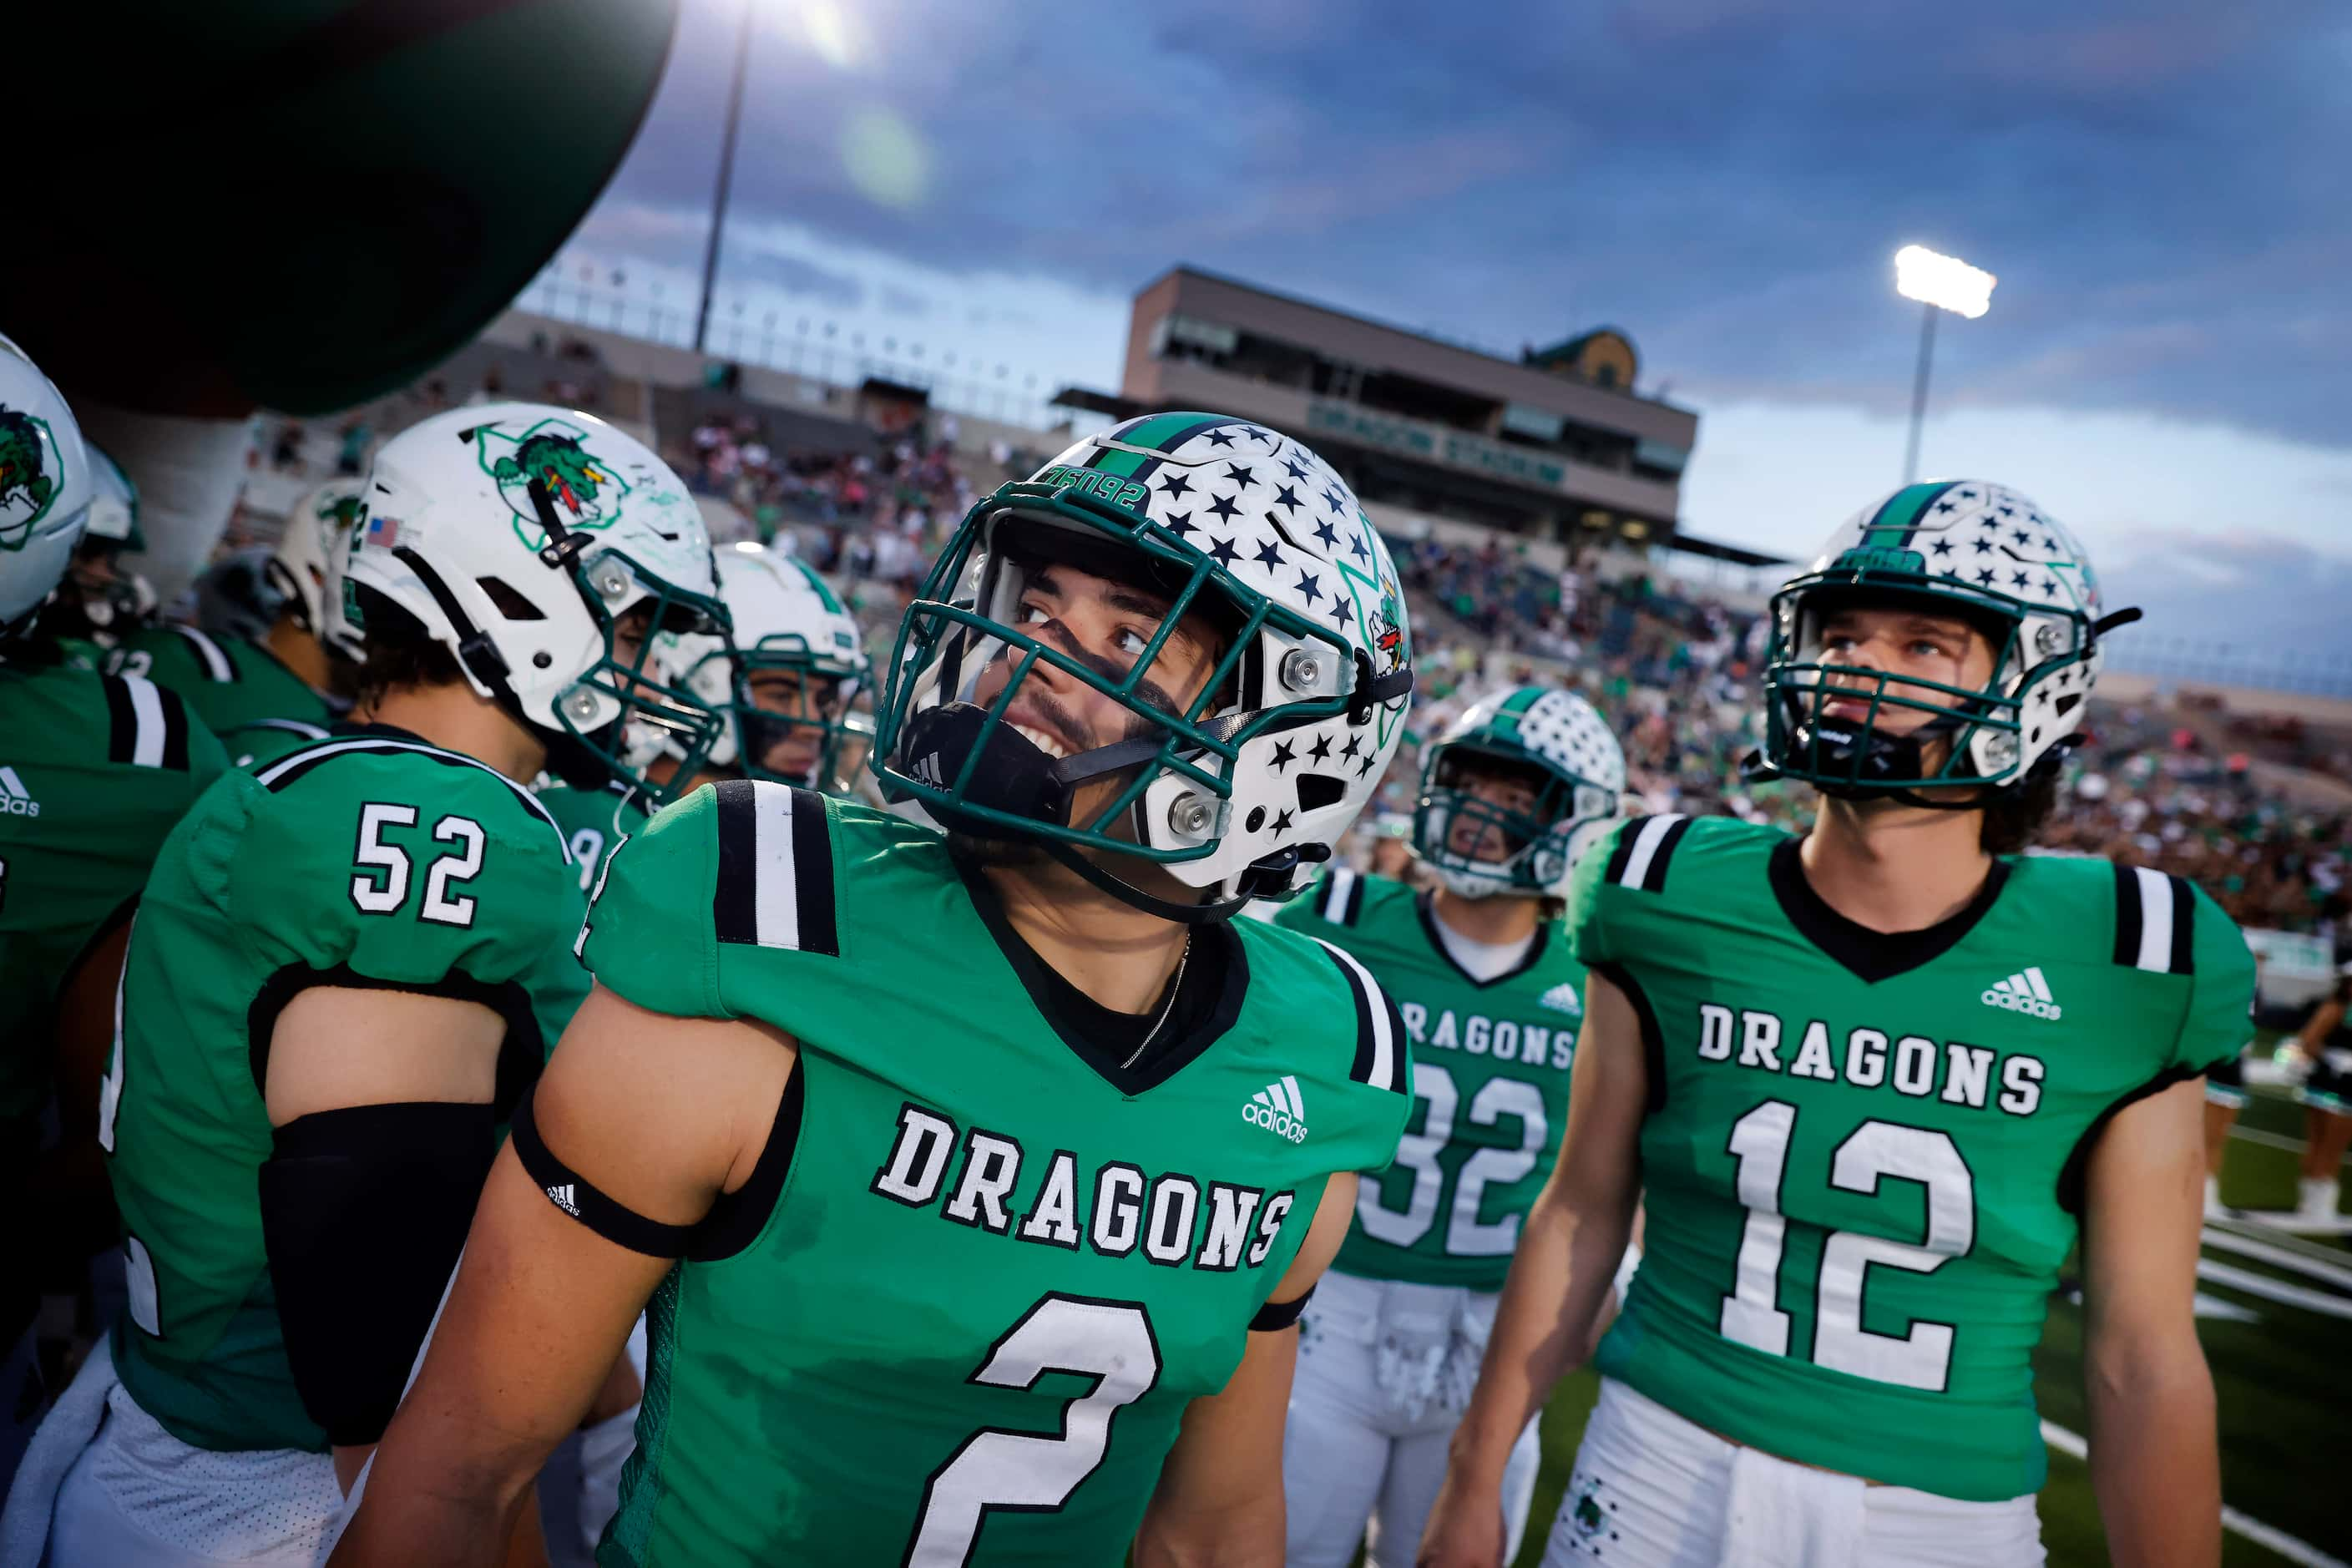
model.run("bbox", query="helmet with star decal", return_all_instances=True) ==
[1744,478,2137,807]
[1414,685,1625,899]
[873,411,1414,920]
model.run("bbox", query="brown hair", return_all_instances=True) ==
[351,614,466,708]
[1980,759,2062,857]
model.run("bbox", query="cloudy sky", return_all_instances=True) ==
[546,0,2350,662]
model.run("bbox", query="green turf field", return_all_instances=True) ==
[1507,1083,2351,1568]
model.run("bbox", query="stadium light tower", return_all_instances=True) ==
[693,0,758,355]
[1893,245,1996,484]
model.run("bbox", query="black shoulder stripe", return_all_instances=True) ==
[98,675,195,771]
[1311,936,1407,1096]
[1315,866,1366,926]
[173,625,239,683]
[711,779,839,955]
[1608,812,1689,894]
[2110,863,2192,975]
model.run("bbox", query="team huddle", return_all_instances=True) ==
[0,327,2248,1567]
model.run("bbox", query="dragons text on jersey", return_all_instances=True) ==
[574,781,1414,1566]
[1574,815,2253,1502]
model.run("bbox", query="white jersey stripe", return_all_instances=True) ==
[2132,866,2175,974]
[126,676,168,768]
[174,625,235,682]
[1321,867,1357,923]
[751,782,802,951]
[1617,812,1684,890]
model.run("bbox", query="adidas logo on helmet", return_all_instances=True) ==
[1981,966,2062,1021]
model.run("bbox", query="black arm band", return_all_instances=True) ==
[1250,1283,1316,1332]
[508,1084,695,1259]
[259,1100,497,1447]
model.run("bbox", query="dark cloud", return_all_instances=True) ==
[2102,529,2352,655]
[588,0,2345,445]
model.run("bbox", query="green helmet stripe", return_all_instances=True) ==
[1497,688,1544,718]
[789,555,843,615]
[1084,445,1151,479]
[1859,481,1956,549]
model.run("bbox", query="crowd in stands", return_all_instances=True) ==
[248,387,2351,952]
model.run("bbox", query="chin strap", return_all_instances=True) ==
[1042,840,1251,925]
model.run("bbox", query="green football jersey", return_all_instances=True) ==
[104,725,589,1454]
[579,781,1414,1567]
[0,665,225,1125]
[222,717,334,771]
[1276,868,1586,1290]
[534,779,649,894]
[107,624,335,738]
[1576,815,2254,1501]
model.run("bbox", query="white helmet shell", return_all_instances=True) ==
[669,541,867,771]
[271,478,366,639]
[0,334,94,637]
[345,402,720,751]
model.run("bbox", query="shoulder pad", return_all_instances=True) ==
[709,778,839,957]
[165,625,242,684]
[1599,812,1694,895]
[251,734,569,860]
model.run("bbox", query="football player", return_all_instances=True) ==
[108,478,365,767]
[24,405,725,1567]
[1424,483,2251,1568]
[43,443,156,667]
[1276,687,1626,1568]
[2291,968,2351,1223]
[0,337,226,1490]
[538,540,868,892]
[336,414,1419,1565]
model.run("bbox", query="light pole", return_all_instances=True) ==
[1893,245,1996,484]
[693,0,756,356]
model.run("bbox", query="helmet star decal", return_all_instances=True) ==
[474,417,633,544]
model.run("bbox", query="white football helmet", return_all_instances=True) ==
[345,404,727,802]
[0,335,94,641]
[1414,686,1625,899]
[1747,479,2134,806]
[269,478,365,640]
[666,541,868,790]
[873,412,1416,919]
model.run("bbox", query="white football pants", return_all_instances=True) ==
[1282,1268,1541,1568]
[1539,1378,2045,1568]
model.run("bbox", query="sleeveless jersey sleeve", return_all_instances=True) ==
[578,782,728,1019]
[225,756,584,999]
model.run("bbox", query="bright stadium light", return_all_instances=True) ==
[1891,245,1997,483]
[1895,245,1997,319]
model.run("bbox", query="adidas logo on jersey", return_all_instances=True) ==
[912,751,947,787]
[1982,966,2063,1020]
[1537,982,1583,1017]
[1243,1075,1309,1144]
[545,1183,579,1217]
[0,767,38,817]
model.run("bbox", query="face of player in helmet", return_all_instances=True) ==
[1441,754,1545,864]
[969,558,1225,838]
[745,666,847,783]
[1817,604,1997,757]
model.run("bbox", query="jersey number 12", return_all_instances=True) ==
[1719,1100,1973,1392]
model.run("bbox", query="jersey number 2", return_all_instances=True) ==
[1719,1100,1974,1391]
[349,803,486,926]
[903,1294,1159,1566]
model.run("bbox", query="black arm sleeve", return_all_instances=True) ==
[258,1100,497,1447]
[1250,1282,1317,1332]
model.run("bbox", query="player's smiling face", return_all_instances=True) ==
[971,559,1224,827]
[1816,604,1996,743]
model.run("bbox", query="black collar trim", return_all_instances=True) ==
[952,853,1249,1095]
[1414,891,1550,989]
[1768,837,2010,984]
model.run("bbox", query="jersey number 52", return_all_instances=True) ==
[349,802,486,927]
